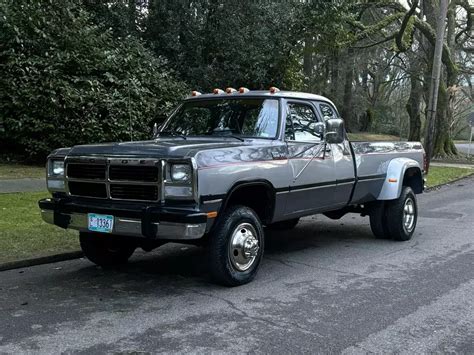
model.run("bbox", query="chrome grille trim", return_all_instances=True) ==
[64,156,162,202]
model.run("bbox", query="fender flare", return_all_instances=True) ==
[377,158,422,200]
[219,179,276,223]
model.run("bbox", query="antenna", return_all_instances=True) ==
[128,80,132,141]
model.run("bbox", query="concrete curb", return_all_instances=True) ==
[425,172,474,192]
[0,251,83,272]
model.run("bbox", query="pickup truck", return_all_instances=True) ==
[39,88,425,286]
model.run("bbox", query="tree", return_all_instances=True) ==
[0,0,186,161]
[424,0,449,170]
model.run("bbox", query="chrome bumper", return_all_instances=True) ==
[40,209,206,240]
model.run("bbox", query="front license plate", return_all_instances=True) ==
[88,214,114,233]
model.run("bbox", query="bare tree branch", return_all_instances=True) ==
[395,0,419,52]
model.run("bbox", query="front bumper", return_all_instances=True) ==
[39,198,208,240]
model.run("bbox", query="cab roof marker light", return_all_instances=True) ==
[191,91,202,97]
[269,86,280,94]
[239,87,249,93]
[225,87,237,94]
[213,88,225,94]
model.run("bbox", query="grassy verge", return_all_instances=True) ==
[348,132,400,141]
[0,192,79,264]
[426,166,474,188]
[0,163,45,179]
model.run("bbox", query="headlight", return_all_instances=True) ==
[170,164,191,182]
[49,159,64,177]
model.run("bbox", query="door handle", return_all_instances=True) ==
[272,151,287,160]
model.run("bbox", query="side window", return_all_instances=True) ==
[319,103,337,120]
[285,103,321,142]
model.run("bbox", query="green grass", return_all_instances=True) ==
[0,192,79,264]
[426,166,474,187]
[0,163,45,179]
[348,132,400,141]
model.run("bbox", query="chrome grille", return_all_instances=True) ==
[67,163,106,180]
[109,165,159,182]
[110,184,158,201]
[65,158,161,202]
[69,181,107,198]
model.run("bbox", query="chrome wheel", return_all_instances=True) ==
[403,197,415,234]
[228,223,260,272]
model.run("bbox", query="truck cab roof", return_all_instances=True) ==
[184,90,337,108]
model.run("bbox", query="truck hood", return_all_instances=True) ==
[66,138,252,158]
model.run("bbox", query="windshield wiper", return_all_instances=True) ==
[208,130,245,142]
[157,131,187,140]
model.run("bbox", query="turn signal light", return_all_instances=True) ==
[191,91,201,96]
[239,87,249,93]
[213,88,224,94]
[269,86,280,94]
[226,87,237,94]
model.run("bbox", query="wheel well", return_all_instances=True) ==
[224,183,274,224]
[403,167,423,194]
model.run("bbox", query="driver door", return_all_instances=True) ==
[284,100,336,216]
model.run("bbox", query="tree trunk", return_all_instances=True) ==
[341,48,355,131]
[407,73,422,141]
[303,34,313,91]
[424,0,448,168]
[330,50,340,101]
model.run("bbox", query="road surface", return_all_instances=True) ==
[456,143,473,155]
[0,177,473,353]
[0,179,45,194]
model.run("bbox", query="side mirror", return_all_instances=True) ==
[314,122,325,137]
[325,118,345,144]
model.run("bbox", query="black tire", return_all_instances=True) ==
[385,186,418,241]
[369,201,391,239]
[266,218,300,230]
[209,205,264,286]
[79,232,136,267]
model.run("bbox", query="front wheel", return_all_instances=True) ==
[385,187,418,241]
[80,232,136,267]
[208,205,264,286]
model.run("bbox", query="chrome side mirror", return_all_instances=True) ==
[314,122,326,137]
[325,118,345,144]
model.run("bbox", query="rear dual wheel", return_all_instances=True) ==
[369,186,418,241]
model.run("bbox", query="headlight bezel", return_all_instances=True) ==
[48,159,65,178]
[170,163,192,183]
[46,158,66,192]
[165,161,196,200]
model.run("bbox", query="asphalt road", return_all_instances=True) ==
[0,179,45,194]
[456,143,473,155]
[1,178,473,354]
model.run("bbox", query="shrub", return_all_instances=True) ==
[0,0,187,162]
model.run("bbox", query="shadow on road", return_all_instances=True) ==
[39,217,376,292]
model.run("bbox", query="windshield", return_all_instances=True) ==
[159,98,279,139]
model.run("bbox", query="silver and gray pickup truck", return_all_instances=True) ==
[39,88,425,286]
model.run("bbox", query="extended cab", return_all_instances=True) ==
[39,88,425,286]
